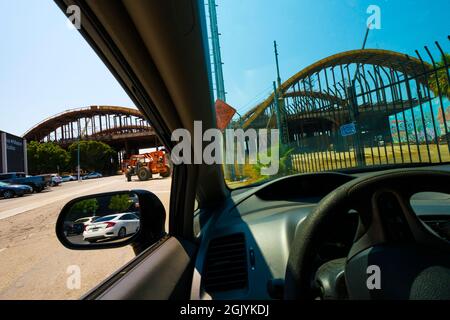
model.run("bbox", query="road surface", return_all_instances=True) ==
[0,175,171,300]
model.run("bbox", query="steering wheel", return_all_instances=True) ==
[285,169,450,300]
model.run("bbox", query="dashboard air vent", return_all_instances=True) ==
[203,233,248,293]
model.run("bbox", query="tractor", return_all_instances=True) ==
[123,150,171,182]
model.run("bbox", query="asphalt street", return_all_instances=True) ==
[0,175,171,300]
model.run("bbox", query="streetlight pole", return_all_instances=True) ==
[77,139,81,181]
[77,119,81,182]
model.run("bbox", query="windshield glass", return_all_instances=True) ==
[212,1,450,189]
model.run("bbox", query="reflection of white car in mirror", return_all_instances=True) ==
[75,217,97,226]
[72,217,97,235]
[83,213,140,243]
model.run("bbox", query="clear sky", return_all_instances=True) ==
[217,0,450,115]
[0,0,449,136]
[0,0,135,137]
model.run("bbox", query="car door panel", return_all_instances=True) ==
[123,220,130,233]
[83,236,197,300]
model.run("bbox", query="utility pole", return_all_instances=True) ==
[274,41,282,89]
[208,0,226,101]
[348,26,371,167]
[207,0,236,181]
[273,81,282,146]
[273,41,289,145]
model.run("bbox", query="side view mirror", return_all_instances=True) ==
[56,190,166,251]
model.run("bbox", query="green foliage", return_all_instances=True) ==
[278,146,295,175]
[71,198,99,215]
[27,140,118,175]
[108,194,131,213]
[429,53,450,98]
[27,141,70,175]
[68,140,118,173]
[252,144,294,178]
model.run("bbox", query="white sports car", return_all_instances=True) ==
[83,213,140,243]
[75,216,97,226]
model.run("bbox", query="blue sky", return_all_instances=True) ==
[218,0,450,114]
[0,0,449,136]
[0,0,134,136]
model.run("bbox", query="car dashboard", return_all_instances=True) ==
[191,168,450,300]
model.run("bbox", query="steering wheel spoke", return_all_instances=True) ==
[314,258,347,300]
[350,185,450,260]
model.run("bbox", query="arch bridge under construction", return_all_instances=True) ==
[24,106,161,158]
[236,39,450,174]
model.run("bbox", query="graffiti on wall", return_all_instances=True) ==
[389,97,450,143]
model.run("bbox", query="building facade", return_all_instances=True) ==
[0,130,27,174]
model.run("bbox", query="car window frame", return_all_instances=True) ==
[53,0,216,241]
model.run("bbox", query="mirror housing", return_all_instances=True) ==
[56,190,166,252]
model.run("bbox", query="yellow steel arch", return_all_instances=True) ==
[242,49,431,129]
[24,106,146,141]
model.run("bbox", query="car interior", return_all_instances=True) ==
[53,0,450,300]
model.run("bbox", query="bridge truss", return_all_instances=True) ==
[238,38,450,174]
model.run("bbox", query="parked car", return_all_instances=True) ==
[50,174,63,186]
[83,213,140,243]
[73,216,97,234]
[61,175,76,182]
[74,216,97,226]
[82,172,103,180]
[0,181,33,199]
[63,221,84,237]
[0,172,50,193]
[65,216,97,236]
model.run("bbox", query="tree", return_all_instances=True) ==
[429,53,450,98]
[68,140,118,174]
[108,194,131,213]
[71,198,99,216]
[27,141,70,175]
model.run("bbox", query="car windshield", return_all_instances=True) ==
[214,1,450,189]
[94,215,117,222]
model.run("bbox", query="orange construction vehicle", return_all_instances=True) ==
[122,150,171,181]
